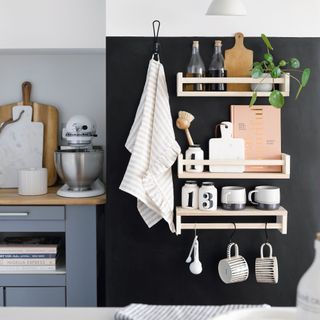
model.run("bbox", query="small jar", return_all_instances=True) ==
[182,181,199,209]
[185,144,204,172]
[199,182,217,211]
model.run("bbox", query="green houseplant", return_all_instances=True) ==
[250,34,311,108]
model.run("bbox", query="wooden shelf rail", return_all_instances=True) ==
[176,206,288,235]
[176,72,290,97]
[177,153,290,179]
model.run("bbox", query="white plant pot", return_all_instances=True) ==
[251,73,273,92]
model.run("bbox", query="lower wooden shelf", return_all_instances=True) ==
[176,206,288,235]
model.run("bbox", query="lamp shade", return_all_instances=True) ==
[206,0,247,16]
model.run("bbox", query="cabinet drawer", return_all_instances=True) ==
[5,287,66,307]
[0,206,65,220]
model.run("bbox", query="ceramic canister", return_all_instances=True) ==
[182,181,199,209]
[185,145,204,173]
[199,182,217,211]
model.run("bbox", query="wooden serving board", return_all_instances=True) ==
[225,32,253,91]
[0,82,59,186]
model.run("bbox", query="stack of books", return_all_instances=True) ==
[0,237,60,272]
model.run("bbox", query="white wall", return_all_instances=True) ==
[0,0,105,48]
[106,0,320,37]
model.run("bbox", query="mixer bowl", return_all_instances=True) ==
[54,147,103,191]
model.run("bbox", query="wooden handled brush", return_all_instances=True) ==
[176,111,195,146]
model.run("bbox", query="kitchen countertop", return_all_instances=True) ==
[0,187,106,206]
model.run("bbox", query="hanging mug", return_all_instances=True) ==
[255,242,279,284]
[218,242,249,284]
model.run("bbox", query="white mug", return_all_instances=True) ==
[221,186,246,210]
[255,242,279,284]
[248,186,280,210]
[218,242,249,284]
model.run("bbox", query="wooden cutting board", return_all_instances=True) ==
[0,82,59,186]
[225,32,253,91]
[209,121,245,173]
[0,106,44,188]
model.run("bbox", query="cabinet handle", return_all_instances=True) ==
[0,212,29,217]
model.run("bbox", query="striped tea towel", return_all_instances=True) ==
[114,304,270,320]
[120,57,181,233]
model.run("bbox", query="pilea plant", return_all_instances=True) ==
[250,34,311,108]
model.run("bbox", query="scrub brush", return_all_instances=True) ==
[176,111,195,146]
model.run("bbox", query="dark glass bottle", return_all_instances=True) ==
[208,40,226,91]
[186,41,205,91]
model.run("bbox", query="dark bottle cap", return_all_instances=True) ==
[185,180,198,185]
[202,181,214,186]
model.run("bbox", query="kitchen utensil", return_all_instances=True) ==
[176,111,195,146]
[186,234,202,275]
[221,186,246,210]
[185,144,204,172]
[218,242,249,284]
[209,121,245,172]
[0,82,59,186]
[18,168,48,195]
[0,106,43,188]
[248,186,280,210]
[54,115,105,198]
[255,242,279,284]
[0,110,25,134]
[224,32,253,91]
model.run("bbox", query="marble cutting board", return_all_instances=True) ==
[0,106,43,188]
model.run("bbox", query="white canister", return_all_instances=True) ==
[199,182,217,211]
[182,181,199,209]
[185,145,204,173]
[18,168,48,195]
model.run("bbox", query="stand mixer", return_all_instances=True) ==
[54,115,105,198]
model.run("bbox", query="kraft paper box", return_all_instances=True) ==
[230,105,281,172]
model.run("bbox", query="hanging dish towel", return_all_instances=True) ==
[120,57,181,233]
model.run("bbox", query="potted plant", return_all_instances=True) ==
[250,34,311,108]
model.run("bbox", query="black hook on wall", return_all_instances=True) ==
[152,20,161,61]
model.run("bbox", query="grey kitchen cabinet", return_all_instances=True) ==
[0,189,106,307]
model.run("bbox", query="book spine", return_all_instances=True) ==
[0,259,55,266]
[0,254,56,259]
[0,265,56,271]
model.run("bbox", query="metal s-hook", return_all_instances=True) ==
[152,20,161,61]
[229,222,237,243]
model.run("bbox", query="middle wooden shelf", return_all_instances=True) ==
[177,153,291,179]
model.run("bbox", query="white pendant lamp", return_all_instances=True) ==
[206,0,247,16]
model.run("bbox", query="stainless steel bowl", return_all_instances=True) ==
[54,147,103,191]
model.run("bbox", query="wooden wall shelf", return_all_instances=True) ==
[176,206,288,235]
[176,72,290,97]
[177,154,290,179]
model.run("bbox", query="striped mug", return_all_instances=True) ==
[255,242,279,284]
[218,242,249,284]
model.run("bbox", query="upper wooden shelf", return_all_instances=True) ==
[0,187,106,206]
[176,72,290,97]
[177,153,290,179]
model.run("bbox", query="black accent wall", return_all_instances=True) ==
[106,37,320,307]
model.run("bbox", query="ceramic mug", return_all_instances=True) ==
[221,186,246,210]
[248,186,280,210]
[218,242,249,284]
[255,242,279,284]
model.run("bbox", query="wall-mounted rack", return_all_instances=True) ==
[176,72,290,97]
[177,154,290,179]
[176,206,288,235]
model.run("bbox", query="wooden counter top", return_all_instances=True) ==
[0,187,106,206]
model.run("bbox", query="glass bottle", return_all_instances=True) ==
[296,233,320,320]
[208,40,226,91]
[186,41,205,91]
